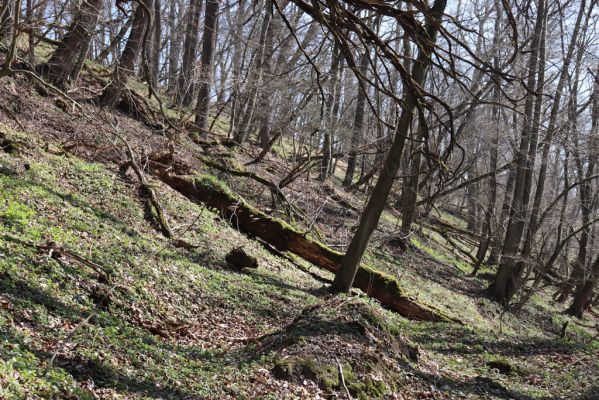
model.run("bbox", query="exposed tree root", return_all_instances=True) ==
[115,88,164,131]
[148,162,460,323]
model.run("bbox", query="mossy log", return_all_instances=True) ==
[149,165,458,323]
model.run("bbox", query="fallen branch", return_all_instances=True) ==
[440,231,478,265]
[336,357,353,400]
[1,233,110,281]
[148,162,459,323]
[110,127,173,239]
[121,160,173,238]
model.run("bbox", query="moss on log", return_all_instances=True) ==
[150,165,458,323]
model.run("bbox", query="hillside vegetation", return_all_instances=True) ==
[0,68,597,399]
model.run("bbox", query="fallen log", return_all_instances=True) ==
[149,164,459,323]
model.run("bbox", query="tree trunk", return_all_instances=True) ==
[473,3,501,274]
[166,0,183,93]
[233,0,273,144]
[148,159,456,323]
[332,0,447,293]
[99,0,153,108]
[566,255,599,318]
[489,0,546,303]
[255,0,277,149]
[319,43,342,181]
[194,0,220,138]
[45,0,102,88]
[178,0,203,107]
[559,63,599,302]
[342,48,369,188]
[148,0,162,88]
[0,0,14,44]
[95,17,132,64]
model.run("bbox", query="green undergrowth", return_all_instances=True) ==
[0,126,597,399]
[0,128,329,398]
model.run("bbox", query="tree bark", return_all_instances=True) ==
[99,0,153,108]
[342,47,369,188]
[148,160,456,323]
[566,255,599,318]
[178,0,203,107]
[489,0,546,303]
[193,0,220,138]
[319,43,342,181]
[45,0,102,88]
[332,0,447,293]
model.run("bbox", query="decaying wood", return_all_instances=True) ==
[148,161,459,323]
[114,133,173,239]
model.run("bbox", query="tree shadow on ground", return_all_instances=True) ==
[0,272,88,321]
[372,247,485,298]
[0,272,216,399]
[404,366,547,400]
[410,323,588,358]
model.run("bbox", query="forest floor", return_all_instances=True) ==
[0,66,598,399]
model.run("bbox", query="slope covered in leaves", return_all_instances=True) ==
[0,72,597,399]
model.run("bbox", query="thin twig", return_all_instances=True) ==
[336,357,353,400]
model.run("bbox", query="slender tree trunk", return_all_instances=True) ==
[26,0,34,64]
[487,114,519,266]
[489,0,546,303]
[559,64,599,302]
[319,43,342,180]
[193,0,219,137]
[233,0,272,144]
[256,0,276,149]
[473,1,502,273]
[526,0,588,239]
[148,0,161,88]
[0,0,14,44]
[342,47,369,188]
[95,17,132,64]
[178,0,203,106]
[167,0,183,93]
[514,11,547,277]
[332,0,447,293]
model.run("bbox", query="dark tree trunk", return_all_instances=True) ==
[566,256,599,318]
[178,0,203,107]
[332,0,447,293]
[193,0,220,137]
[99,0,153,108]
[45,0,102,88]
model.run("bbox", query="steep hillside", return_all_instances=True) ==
[0,73,598,399]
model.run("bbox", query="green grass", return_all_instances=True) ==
[0,128,326,398]
[1,125,597,399]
